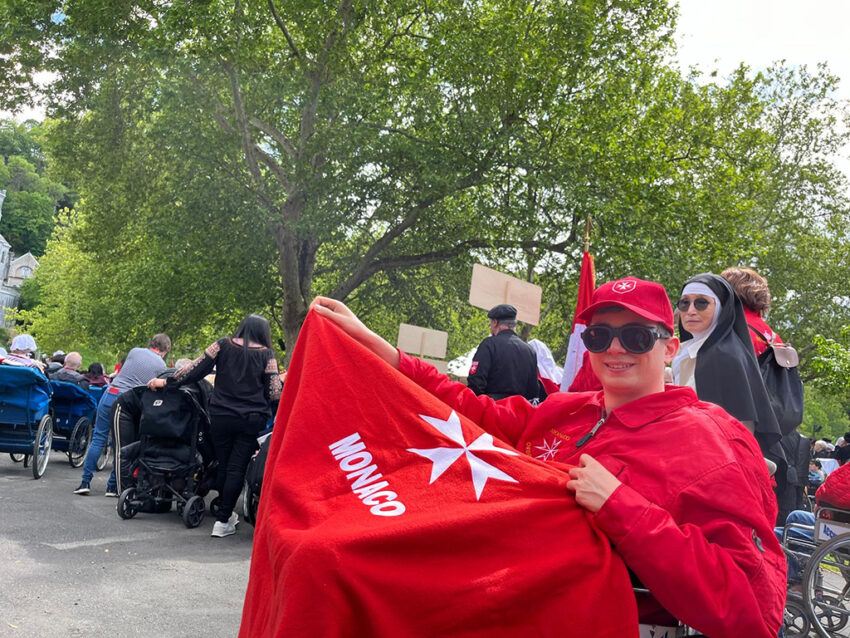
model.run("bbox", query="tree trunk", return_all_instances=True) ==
[274,197,317,366]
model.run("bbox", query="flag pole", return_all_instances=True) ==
[562,216,597,391]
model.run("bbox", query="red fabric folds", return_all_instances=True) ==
[240,311,638,638]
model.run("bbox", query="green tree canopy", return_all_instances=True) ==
[2,1,849,394]
[0,119,69,255]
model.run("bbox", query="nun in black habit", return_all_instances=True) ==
[672,273,784,462]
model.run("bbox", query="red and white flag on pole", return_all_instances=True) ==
[240,311,637,638]
[561,250,596,391]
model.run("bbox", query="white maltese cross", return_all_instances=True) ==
[533,437,562,461]
[613,280,636,293]
[408,411,518,499]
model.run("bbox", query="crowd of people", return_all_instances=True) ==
[0,314,283,540]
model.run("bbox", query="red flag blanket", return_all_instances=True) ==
[240,312,638,638]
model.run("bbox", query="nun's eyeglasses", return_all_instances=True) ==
[677,298,711,312]
[581,324,668,354]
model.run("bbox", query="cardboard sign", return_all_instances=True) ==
[468,264,542,325]
[397,323,448,359]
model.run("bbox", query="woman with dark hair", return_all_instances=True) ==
[83,362,111,387]
[148,313,282,537]
[672,273,783,463]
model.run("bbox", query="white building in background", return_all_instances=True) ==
[0,190,39,325]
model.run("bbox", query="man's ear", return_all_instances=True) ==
[663,337,679,364]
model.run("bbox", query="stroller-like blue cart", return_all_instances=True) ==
[0,366,54,479]
[50,380,98,467]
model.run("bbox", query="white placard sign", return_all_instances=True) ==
[397,323,448,359]
[468,264,542,325]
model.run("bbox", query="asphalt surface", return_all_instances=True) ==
[0,451,253,638]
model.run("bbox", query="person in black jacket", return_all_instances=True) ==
[49,352,90,390]
[835,433,850,466]
[467,304,538,402]
[148,314,281,538]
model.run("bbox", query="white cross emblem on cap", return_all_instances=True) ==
[613,280,637,293]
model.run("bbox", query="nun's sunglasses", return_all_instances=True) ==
[581,324,668,354]
[677,298,711,312]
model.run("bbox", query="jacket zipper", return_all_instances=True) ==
[575,411,607,448]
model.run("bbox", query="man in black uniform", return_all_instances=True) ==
[467,304,539,401]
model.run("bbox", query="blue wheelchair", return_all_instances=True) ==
[49,380,99,467]
[0,366,54,479]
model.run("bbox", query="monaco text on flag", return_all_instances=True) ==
[329,432,406,517]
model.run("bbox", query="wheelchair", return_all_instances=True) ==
[49,380,98,467]
[0,366,54,478]
[781,505,850,637]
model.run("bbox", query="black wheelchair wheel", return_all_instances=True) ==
[68,417,92,468]
[783,597,811,637]
[9,453,24,463]
[803,533,850,637]
[182,495,205,529]
[117,488,138,520]
[241,482,258,526]
[240,483,253,524]
[31,415,53,479]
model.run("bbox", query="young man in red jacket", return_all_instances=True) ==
[312,276,786,637]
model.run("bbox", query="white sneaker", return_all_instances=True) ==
[229,512,239,528]
[211,520,236,538]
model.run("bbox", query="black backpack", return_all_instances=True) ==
[749,325,804,436]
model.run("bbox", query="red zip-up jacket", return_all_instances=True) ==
[399,352,785,637]
[744,307,783,358]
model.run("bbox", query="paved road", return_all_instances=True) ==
[0,451,253,638]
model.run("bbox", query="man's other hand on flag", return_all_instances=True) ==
[310,297,400,368]
[566,453,622,513]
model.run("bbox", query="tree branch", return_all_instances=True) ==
[249,115,298,160]
[324,237,572,298]
[375,9,426,59]
[360,122,453,151]
[329,117,521,299]
[253,145,293,191]
[267,0,304,64]
[299,0,357,151]
[220,57,278,211]
[186,71,236,136]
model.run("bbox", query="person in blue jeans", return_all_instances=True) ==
[774,510,816,584]
[74,334,171,496]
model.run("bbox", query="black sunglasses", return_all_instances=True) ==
[581,323,668,354]
[677,298,711,312]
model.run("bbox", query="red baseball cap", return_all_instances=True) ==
[577,277,674,333]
